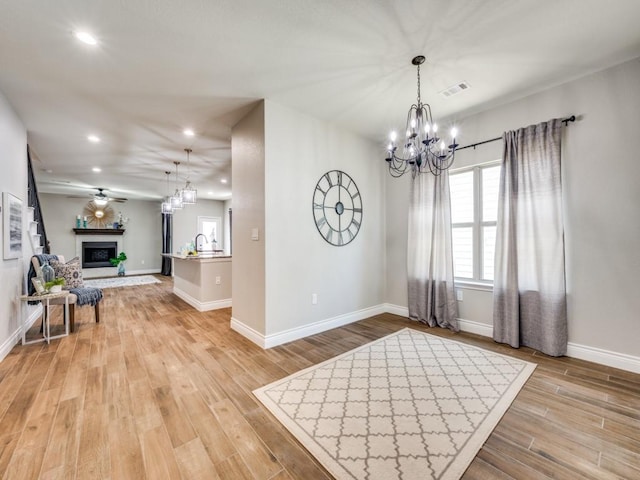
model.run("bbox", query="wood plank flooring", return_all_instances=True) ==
[1,276,639,479]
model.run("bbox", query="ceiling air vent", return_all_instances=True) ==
[439,81,470,98]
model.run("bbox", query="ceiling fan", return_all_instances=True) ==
[92,188,127,205]
[67,187,128,204]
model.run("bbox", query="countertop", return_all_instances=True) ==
[162,253,231,261]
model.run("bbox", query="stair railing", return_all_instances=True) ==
[27,146,50,254]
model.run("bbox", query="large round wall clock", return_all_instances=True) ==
[312,170,362,246]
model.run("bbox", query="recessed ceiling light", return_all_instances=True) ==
[208,191,214,195]
[87,135,100,143]
[74,31,98,46]
[183,128,195,137]
[92,167,102,173]
[220,178,228,184]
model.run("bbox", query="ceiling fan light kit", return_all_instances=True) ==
[385,55,459,178]
[93,188,109,206]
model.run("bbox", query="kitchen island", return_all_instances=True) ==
[164,254,231,311]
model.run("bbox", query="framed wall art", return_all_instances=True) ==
[3,192,23,259]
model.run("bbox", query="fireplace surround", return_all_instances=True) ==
[82,241,117,268]
[74,229,124,278]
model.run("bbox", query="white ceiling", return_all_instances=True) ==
[1,0,639,201]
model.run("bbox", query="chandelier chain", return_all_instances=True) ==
[416,63,421,106]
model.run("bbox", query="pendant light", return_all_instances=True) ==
[171,161,183,210]
[181,148,197,204]
[161,171,174,214]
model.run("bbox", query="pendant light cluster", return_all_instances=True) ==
[161,148,198,215]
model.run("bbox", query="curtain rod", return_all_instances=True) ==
[456,115,576,151]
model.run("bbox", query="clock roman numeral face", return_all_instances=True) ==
[312,170,362,247]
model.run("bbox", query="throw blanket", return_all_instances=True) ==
[69,287,103,306]
[28,254,103,306]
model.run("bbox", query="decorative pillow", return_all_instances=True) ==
[50,258,84,289]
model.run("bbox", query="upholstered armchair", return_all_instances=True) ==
[29,254,103,332]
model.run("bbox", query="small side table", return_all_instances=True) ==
[20,291,70,345]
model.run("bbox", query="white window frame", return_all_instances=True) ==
[197,216,222,251]
[450,160,501,291]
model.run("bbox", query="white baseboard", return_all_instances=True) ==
[567,342,640,374]
[83,268,161,279]
[230,318,267,348]
[382,304,494,338]
[126,268,162,276]
[457,318,494,337]
[231,304,387,349]
[382,303,409,317]
[173,287,231,312]
[0,305,42,362]
[230,302,640,374]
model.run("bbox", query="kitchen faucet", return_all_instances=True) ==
[194,233,206,252]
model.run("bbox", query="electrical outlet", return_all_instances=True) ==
[215,276,221,285]
[312,293,317,305]
[456,289,463,301]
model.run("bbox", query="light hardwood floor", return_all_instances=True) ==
[1,276,639,479]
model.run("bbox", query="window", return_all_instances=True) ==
[449,163,500,284]
[197,216,221,251]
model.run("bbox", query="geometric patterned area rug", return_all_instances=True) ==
[254,328,536,480]
[83,275,161,289]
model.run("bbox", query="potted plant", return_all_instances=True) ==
[45,277,65,293]
[109,252,128,276]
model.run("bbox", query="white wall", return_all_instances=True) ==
[263,100,385,338]
[231,101,266,335]
[171,198,226,253]
[0,90,29,360]
[385,58,640,361]
[39,193,163,274]
[231,100,385,345]
[223,199,232,255]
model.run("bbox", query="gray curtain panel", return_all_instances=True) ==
[408,170,459,331]
[493,118,567,356]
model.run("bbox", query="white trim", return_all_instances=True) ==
[83,267,161,279]
[230,317,266,348]
[567,342,640,374]
[232,302,640,374]
[457,318,493,337]
[450,158,501,173]
[382,305,494,338]
[124,268,161,276]
[0,329,22,363]
[232,305,387,349]
[383,303,409,317]
[173,287,231,312]
[455,281,493,292]
[0,306,42,362]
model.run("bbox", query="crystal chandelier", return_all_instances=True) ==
[171,161,183,209]
[181,148,197,204]
[385,56,459,177]
[161,171,174,214]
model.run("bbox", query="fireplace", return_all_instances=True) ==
[82,241,117,268]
